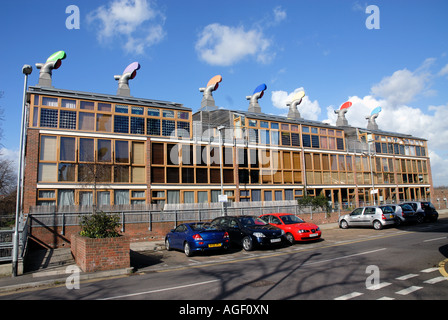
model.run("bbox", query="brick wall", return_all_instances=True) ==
[71,233,130,272]
[23,129,39,213]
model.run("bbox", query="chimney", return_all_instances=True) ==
[246,84,267,113]
[114,62,141,97]
[335,101,352,126]
[287,90,305,120]
[366,106,381,130]
[35,51,67,87]
[199,75,222,111]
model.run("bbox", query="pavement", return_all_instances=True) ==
[0,211,447,295]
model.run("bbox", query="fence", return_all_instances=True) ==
[0,215,30,262]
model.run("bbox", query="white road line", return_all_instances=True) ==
[367,282,392,290]
[423,237,447,242]
[303,248,387,267]
[396,274,419,281]
[421,267,439,273]
[377,296,395,300]
[424,276,448,284]
[395,286,423,295]
[100,279,220,300]
[334,292,363,300]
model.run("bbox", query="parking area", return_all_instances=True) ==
[130,216,448,273]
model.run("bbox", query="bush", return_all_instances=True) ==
[79,211,121,238]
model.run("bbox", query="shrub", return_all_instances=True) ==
[79,211,121,238]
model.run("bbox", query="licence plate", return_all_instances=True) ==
[309,233,319,237]
[208,243,222,248]
[270,238,281,243]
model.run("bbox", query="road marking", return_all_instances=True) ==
[377,296,395,300]
[421,267,439,273]
[423,237,447,242]
[367,282,392,290]
[334,292,363,300]
[100,279,220,300]
[302,248,387,267]
[395,286,423,295]
[424,276,447,284]
[396,274,419,280]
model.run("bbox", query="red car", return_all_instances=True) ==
[259,213,322,244]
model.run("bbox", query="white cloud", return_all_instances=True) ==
[439,63,448,77]
[273,6,287,24]
[195,23,272,66]
[271,87,321,120]
[87,0,165,55]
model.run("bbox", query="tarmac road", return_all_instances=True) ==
[1,216,447,302]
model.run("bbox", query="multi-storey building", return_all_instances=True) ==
[22,53,433,213]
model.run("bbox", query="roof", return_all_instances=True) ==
[28,86,190,111]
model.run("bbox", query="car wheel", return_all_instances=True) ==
[285,233,295,245]
[373,220,383,230]
[395,218,402,227]
[184,242,193,257]
[165,238,171,251]
[340,220,349,229]
[242,236,254,251]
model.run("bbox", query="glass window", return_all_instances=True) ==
[115,105,128,113]
[184,191,194,203]
[115,190,130,205]
[271,123,279,130]
[97,139,112,162]
[33,95,40,106]
[80,101,94,110]
[260,130,270,145]
[178,111,189,120]
[58,190,75,206]
[60,137,75,161]
[152,143,164,165]
[79,138,94,162]
[311,135,320,148]
[58,164,75,181]
[336,138,344,150]
[40,136,57,161]
[248,119,257,127]
[311,127,318,134]
[130,117,145,134]
[40,109,58,128]
[177,121,190,138]
[260,121,269,128]
[132,142,145,165]
[147,118,160,135]
[151,167,165,183]
[131,106,144,115]
[61,99,76,109]
[198,191,208,203]
[302,126,309,133]
[59,110,76,129]
[79,112,95,131]
[162,110,174,118]
[132,167,145,183]
[147,108,160,117]
[115,140,129,163]
[281,132,291,146]
[291,133,300,146]
[96,114,112,132]
[162,120,175,136]
[38,163,57,182]
[114,115,129,133]
[98,103,111,112]
[97,191,111,206]
[42,97,58,107]
[167,190,180,204]
[79,192,93,206]
[302,134,311,147]
[114,166,130,182]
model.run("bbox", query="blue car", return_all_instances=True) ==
[165,222,230,257]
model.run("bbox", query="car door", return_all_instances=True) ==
[348,208,364,226]
[170,224,187,249]
[362,207,376,226]
[227,217,244,244]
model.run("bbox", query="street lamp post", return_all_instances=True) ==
[217,126,226,216]
[12,65,32,277]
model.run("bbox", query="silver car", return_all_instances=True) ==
[339,205,396,230]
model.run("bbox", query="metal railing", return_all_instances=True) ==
[0,215,30,262]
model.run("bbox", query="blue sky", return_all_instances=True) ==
[1,0,448,186]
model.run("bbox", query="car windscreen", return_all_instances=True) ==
[238,217,267,227]
[280,215,305,225]
[380,206,394,214]
[190,223,219,231]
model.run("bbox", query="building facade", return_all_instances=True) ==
[22,56,434,213]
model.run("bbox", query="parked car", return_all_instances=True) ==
[259,213,321,244]
[338,205,396,230]
[401,201,438,223]
[165,222,230,257]
[210,215,284,251]
[388,204,418,226]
